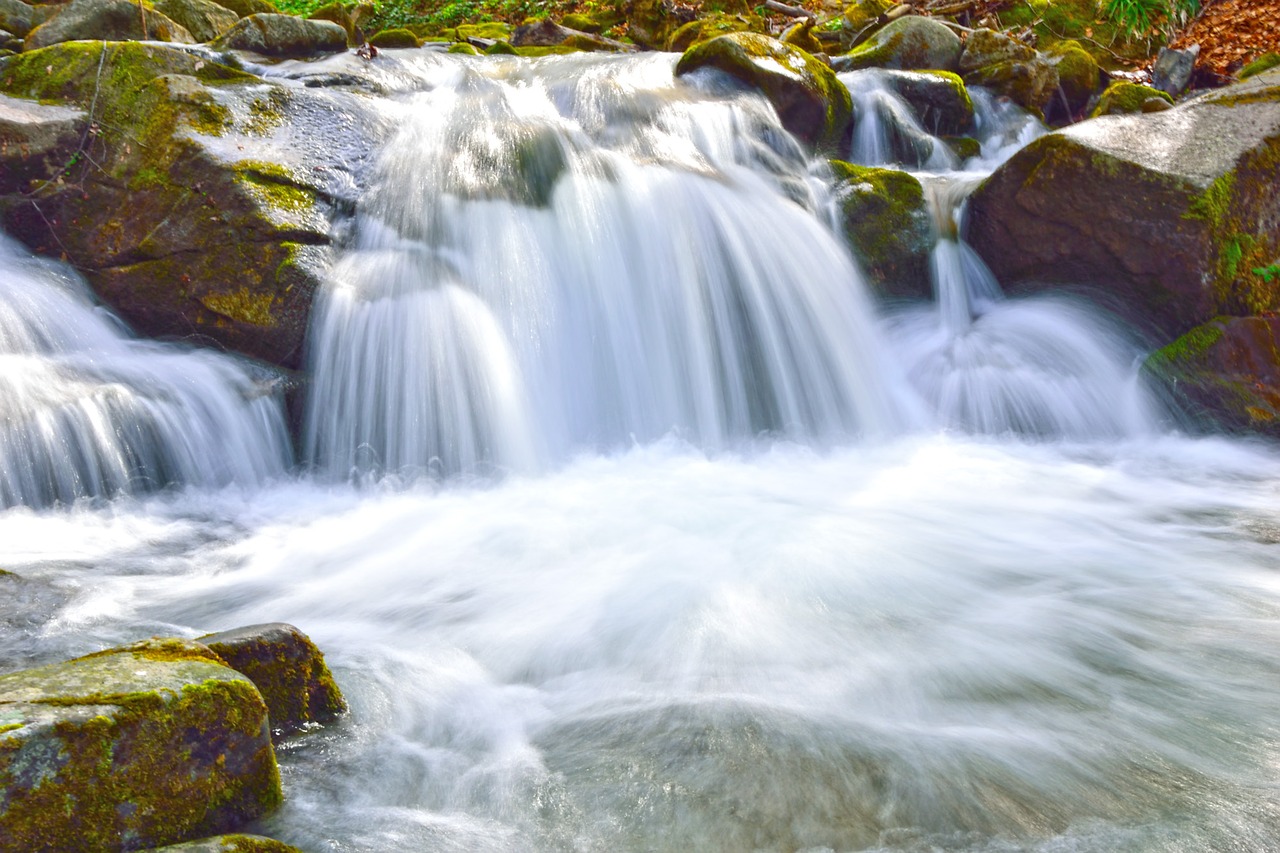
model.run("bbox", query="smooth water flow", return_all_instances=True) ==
[1,51,1277,853]
[0,236,290,507]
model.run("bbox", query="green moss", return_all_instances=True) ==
[995,0,1154,70]
[842,0,892,34]
[0,724,21,736]
[1045,40,1100,108]
[1240,52,1280,80]
[829,160,934,296]
[448,41,480,54]
[514,44,579,56]
[484,39,518,54]
[243,88,290,136]
[944,135,981,160]
[201,288,278,327]
[1089,80,1173,117]
[234,160,316,214]
[1145,321,1225,373]
[840,15,960,72]
[369,27,421,47]
[456,21,510,40]
[666,13,760,53]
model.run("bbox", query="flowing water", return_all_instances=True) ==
[2,51,1279,852]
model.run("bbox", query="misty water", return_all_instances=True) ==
[2,51,1279,852]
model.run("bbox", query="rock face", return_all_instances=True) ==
[676,33,853,153]
[836,15,962,73]
[830,160,934,299]
[966,71,1280,341]
[200,623,346,738]
[212,13,347,56]
[0,40,383,368]
[0,93,84,194]
[25,0,195,49]
[0,638,281,852]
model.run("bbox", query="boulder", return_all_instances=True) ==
[212,13,346,57]
[209,0,276,16]
[665,13,759,53]
[0,92,84,194]
[25,0,194,49]
[0,638,281,851]
[835,15,962,73]
[876,68,973,135]
[829,160,934,298]
[154,0,239,43]
[306,2,372,47]
[1043,39,1100,119]
[1089,80,1172,117]
[199,623,345,739]
[368,27,419,48]
[958,27,1034,73]
[626,0,694,49]
[143,836,304,853]
[0,0,33,37]
[963,55,1059,115]
[966,72,1280,340]
[0,41,383,368]
[1144,315,1280,436]
[676,33,853,153]
[780,18,822,55]
[1152,44,1198,96]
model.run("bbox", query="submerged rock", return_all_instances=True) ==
[676,33,853,153]
[200,623,346,738]
[967,71,1280,340]
[212,13,347,57]
[835,15,962,73]
[829,160,934,299]
[25,0,194,48]
[0,638,280,851]
[143,836,304,853]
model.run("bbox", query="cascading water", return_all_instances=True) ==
[2,50,1280,853]
[0,235,290,507]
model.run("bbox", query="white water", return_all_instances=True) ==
[2,51,1278,853]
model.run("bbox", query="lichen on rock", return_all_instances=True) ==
[829,159,934,299]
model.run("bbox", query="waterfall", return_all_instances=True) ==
[305,55,918,480]
[0,236,290,507]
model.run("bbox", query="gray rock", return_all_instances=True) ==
[155,0,239,42]
[25,0,194,49]
[875,68,973,135]
[836,15,963,73]
[201,623,346,738]
[1152,44,1199,96]
[0,0,32,37]
[212,13,347,57]
[963,54,1059,114]
[0,92,84,194]
[0,638,281,850]
[966,72,1280,339]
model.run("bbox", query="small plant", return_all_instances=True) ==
[1253,263,1280,283]
[1100,0,1199,40]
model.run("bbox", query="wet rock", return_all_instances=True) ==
[829,160,934,298]
[676,33,853,153]
[835,15,962,73]
[966,72,1280,340]
[0,41,386,368]
[0,0,33,38]
[1152,44,1198,96]
[963,54,1059,115]
[1089,80,1173,117]
[200,623,345,738]
[876,68,973,136]
[143,836,304,853]
[0,92,84,194]
[0,638,281,851]
[212,13,347,57]
[154,0,240,43]
[958,27,1033,73]
[1144,315,1280,436]
[25,0,194,49]
[1043,39,1100,120]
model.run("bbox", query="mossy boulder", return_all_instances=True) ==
[143,835,304,853]
[836,15,961,73]
[0,0,34,37]
[666,13,760,53]
[447,41,478,55]
[455,21,510,42]
[25,0,194,49]
[562,10,620,34]
[0,92,84,194]
[966,72,1280,341]
[963,55,1059,115]
[307,2,372,47]
[1241,53,1280,81]
[484,40,517,55]
[155,0,239,43]
[209,0,276,17]
[212,13,347,56]
[958,28,1034,73]
[1144,315,1280,436]
[676,33,853,153]
[199,623,345,740]
[829,159,934,298]
[1089,80,1173,117]
[626,0,691,50]
[780,18,822,55]
[0,638,281,851]
[0,40,382,368]
[1043,39,1100,118]
[878,68,973,136]
[368,27,419,48]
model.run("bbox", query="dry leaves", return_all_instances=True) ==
[1170,0,1280,74]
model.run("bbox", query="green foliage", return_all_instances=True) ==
[1100,0,1199,41]
[272,0,334,14]
[1254,263,1280,283]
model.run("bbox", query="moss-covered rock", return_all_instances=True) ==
[447,41,479,55]
[958,27,1033,73]
[155,0,239,43]
[780,18,822,55]
[209,0,277,17]
[829,159,934,298]
[626,0,690,50]
[966,71,1280,340]
[1043,39,1100,118]
[840,0,891,41]
[212,13,347,56]
[455,21,510,41]
[25,0,195,49]
[0,638,281,851]
[1241,53,1280,81]
[963,55,1059,115]
[306,2,372,47]
[143,835,303,853]
[877,68,973,136]
[666,12,759,53]
[1089,80,1173,117]
[484,39,517,55]
[836,15,961,73]
[511,18,634,52]
[199,623,345,740]
[676,33,853,153]
[368,27,419,48]
[562,10,620,34]
[1144,315,1280,436]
